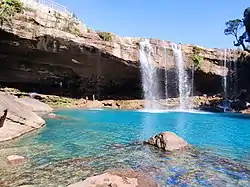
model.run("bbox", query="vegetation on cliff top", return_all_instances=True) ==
[98,32,113,42]
[224,7,250,52]
[192,46,203,69]
[0,0,23,26]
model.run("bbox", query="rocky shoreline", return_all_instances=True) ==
[0,89,53,142]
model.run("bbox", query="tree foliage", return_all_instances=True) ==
[244,8,250,39]
[224,7,250,52]
[0,0,23,26]
[192,46,203,69]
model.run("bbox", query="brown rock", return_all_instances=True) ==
[68,173,137,187]
[68,169,157,187]
[7,155,26,165]
[146,132,188,151]
[0,2,240,101]
[108,169,157,187]
[16,97,53,113]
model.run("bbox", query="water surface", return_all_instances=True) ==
[0,109,249,186]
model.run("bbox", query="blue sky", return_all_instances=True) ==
[56,0,249,49]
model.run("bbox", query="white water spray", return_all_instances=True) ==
[191,64,195,97]
[139,40,160,109]
[164,47,168,100]
[171,43,192,110]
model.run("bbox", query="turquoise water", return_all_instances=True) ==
[1,109,250,186]
[35,109,250,160]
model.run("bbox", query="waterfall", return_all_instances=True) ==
[139,40,160,109]
[233,58,238,95]
[164,47,168,101]
[171,43,191,110]
[191,64,195,97]
[223,49,227,98]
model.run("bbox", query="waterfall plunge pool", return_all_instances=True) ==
[0,109,249,186]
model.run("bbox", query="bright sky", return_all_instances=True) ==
[56,0,249,49]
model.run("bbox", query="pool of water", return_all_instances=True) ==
[0,109,250,186]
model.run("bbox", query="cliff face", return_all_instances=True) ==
[0,1,244,99]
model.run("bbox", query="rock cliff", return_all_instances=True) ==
[0,0,246,99]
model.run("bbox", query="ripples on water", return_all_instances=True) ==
[0,109,249,186]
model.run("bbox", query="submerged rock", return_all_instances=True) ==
[7,155,26,165]
[45,113,67,120]
[68,169,157,187]
[145,132,188,152]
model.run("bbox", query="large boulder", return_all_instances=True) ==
[68,169,157,187]
[16,97,53,113]
[0,92,45,142]
[145,132,188,152]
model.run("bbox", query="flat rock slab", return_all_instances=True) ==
[68,169,157,187]
[0,121,34,142]
[16,97,53,113]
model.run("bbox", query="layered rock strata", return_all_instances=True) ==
[0,1,244,100]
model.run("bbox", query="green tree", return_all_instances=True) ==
[244,8,250,37]
[0,0,23,26]
[224,7,250,52]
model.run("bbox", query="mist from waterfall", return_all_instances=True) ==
[139,40,160,109]
[172,43,192,110]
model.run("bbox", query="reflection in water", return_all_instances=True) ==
[140,113,158,140]
[176,112,186,136]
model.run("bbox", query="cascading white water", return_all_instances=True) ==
[139,40,160,109]
[171,43,191,110]
[223,49,227,98]
[164,47,168,101]
[191,64,195,97]
[233,58,238,95]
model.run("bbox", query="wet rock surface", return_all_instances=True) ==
[68,169,157,187]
